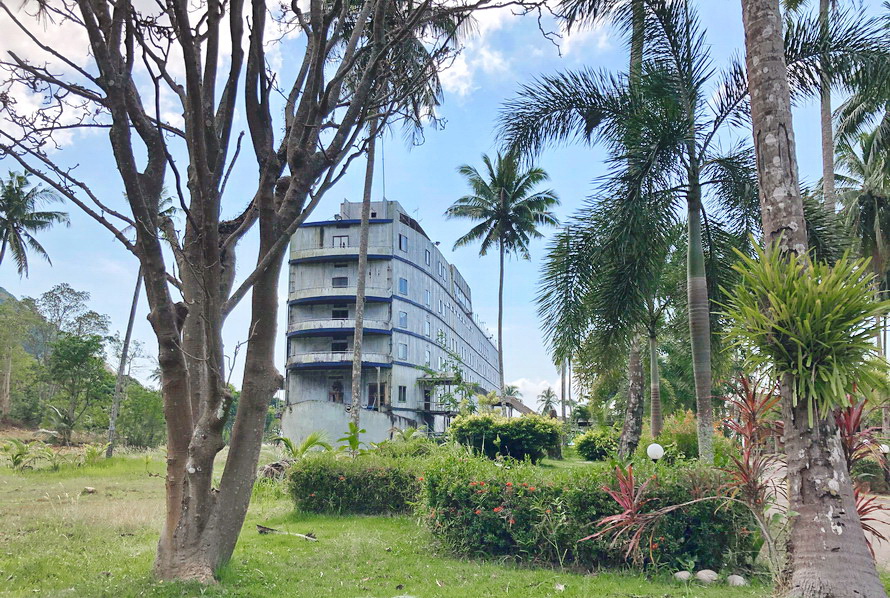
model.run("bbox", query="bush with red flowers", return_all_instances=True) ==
[418,449,755,571]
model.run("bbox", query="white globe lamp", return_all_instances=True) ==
[646,443,665,462]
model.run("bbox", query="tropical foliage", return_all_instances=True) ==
[724,245,890,423]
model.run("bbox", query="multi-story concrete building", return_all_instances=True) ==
[280,199,500,444]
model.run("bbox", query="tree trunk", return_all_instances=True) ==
[0,351,11,422]
[741,1,885,595]
[619,335,644,458]
[629,0,644,85]
[107,267,142,458]
[497,239,506,394]
[153,221,285,582]
[819,0,835,206]
[560,361,567,447]
[648,332,662,438]
[687,176,714,463]
[350,123,377,426]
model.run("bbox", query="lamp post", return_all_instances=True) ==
[647,442,665,463]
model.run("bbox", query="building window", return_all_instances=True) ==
[397,343,408,360]
[424,320,431,337]
[333,235,349,248]
[424,289,431,307]
[399,234,408,252]
[332,337,348,352]
[398,311,408,328]
[425,249,431,266]
[398,385,407,403]
[437,328,444,344]
[398,277,408,295]
[334,262,348,269]
[438,299,443,314]
[371,211,377,218]
[332,276,349,288]
[425,350,431,366]
[332,304,348,319]
[438,356,445,369]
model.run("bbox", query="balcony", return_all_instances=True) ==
[287,351,392,369]
[287,318,391,336]
[289,285,391,304]
[290,245,392,262]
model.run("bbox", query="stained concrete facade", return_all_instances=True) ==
[281,199,500,444]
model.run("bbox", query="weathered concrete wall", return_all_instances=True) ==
[280,400,417,446]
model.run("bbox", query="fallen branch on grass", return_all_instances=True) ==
[256,524,317,541]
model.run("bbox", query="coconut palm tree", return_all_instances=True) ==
[0,172,68,277]
[740,0,885,594]
[537,387,558,415]
[503,0,884,461]
[446,152,559,395]
[837,126,890,428]
[348,3,466,426]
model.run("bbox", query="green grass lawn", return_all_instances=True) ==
[0,450,834,597]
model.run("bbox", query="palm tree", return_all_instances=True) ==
[0,171,68,277]
[740,0,885,594]
[503,384,522,398]
[446,152,559,395]
[837,127,890,429]
[348,3,464,426]
[503,0,884,462]
[537,387,558,415]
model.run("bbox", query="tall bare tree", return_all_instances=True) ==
[0,0,511,581]
[740,0,886,595]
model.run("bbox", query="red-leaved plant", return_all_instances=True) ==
[833,399,884,470]
[721,377,783,511]
[580,465,656,564]
[855,486,889,558]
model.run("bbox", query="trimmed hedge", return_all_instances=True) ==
[289,454,420,514]
[419,450,756,571]
[449,413,561,463]
[574,428,618,461]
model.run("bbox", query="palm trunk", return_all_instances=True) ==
[0,350,11,422]
[629,0,644,86]
[107,267,142,457]
[0,238,6,269]
[741,1,885,595]
[560,361,567,447]
[687,170,714,462]
[350,123,377,426]
[819,0,835,206]
[648,332,662,437]
[619,335,644,458]
[497,238,505,394]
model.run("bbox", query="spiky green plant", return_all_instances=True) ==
[1,438,33,470]
[274,432,332,460]
[724,245,890,424]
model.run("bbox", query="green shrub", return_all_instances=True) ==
[574,428,618,461]
[852,458,890,494]
[449,414,560,463]
[419,450,756,571]
[646,411,734,466]
[288,453,420,515]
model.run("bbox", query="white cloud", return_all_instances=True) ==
[439,5,519,98]
[559,21,611,56]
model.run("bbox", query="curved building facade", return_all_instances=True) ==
[281,199,500,444]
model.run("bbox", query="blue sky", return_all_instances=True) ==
[0,0,868,406]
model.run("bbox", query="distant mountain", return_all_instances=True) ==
[0,287,15,304]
